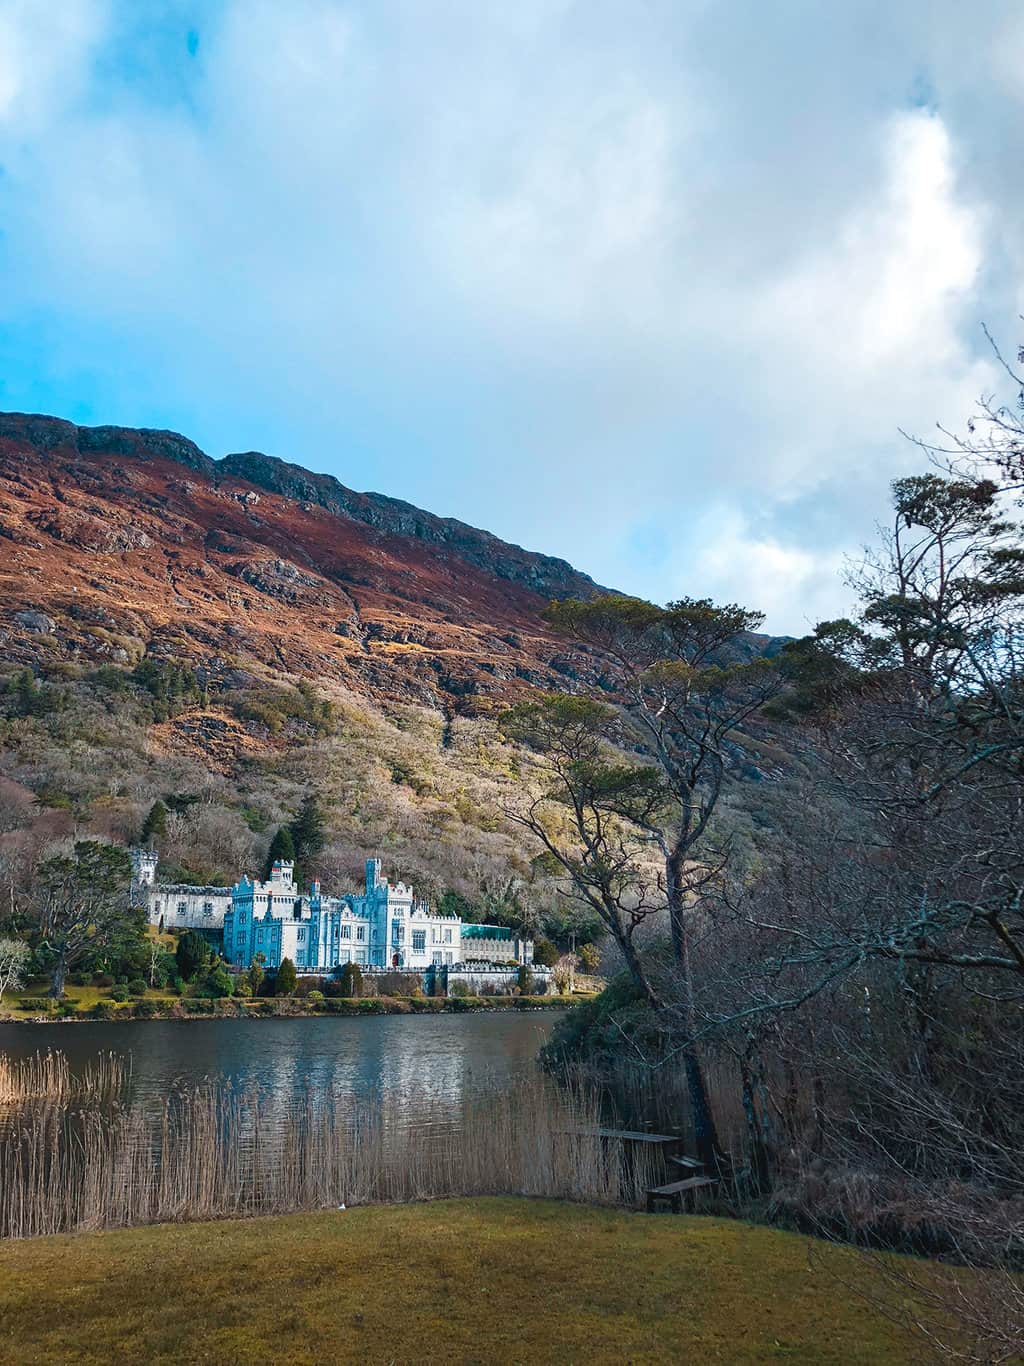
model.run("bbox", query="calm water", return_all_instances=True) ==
[0,1012,562,1115]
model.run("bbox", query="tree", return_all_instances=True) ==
[139,800,168,846]
[501,695,668,1004]
[338,961,363,997]
[538,595,784,1170]
[532,938,560,968]
[202,962,234,998]
[175,929,210,983]
[246,952,266,996]
[262,827,295,881]
[0,937,29,1004]
[275,957,298,995]
[578,942,601,974]
[289,794,325,883]
[32,842,136,999]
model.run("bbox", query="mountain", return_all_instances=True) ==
[0,412,606,712]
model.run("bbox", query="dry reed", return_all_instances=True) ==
[0,1074,664,1240]
[0,1050,130,1108]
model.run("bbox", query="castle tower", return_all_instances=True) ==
[131,848,158,887]
[366,858,383,893]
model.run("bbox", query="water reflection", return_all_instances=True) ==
[0,1013,561,1120]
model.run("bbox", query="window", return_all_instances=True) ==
[444,952,453,965]
[297,928,306,942]
[153,901,163,915]
[355,951,366,965]
[356,925,366,941]
[432,952,443,965]
[202,902,213,917]
[412,931,426,953]
[431,928,437,943]
[341,924,351,939]
[444,929,452,944]
[177,902,187,917]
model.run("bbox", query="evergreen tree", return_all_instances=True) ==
[532,939,557,972]
[276,957,298,995]
[175,930,209,983]
[338,962,363,998]
[262,827,295,881]
[140,799,168,845]
[289,794,325,882]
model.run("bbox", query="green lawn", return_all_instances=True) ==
[0,1198,923,1364]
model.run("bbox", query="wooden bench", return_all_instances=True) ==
[645,1175,716,1214]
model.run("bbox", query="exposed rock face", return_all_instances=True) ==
[0,412,610,711]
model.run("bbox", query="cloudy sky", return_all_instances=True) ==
[1,2,1021,631]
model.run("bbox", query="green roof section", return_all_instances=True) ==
[461,924,512,940]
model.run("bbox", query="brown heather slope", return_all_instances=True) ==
[0,412,606,713]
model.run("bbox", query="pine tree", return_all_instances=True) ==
[275,957,298,996]
[289,793,325,883]
[262,827,295,881]
[175,930,209,983]
[140,799,168,846]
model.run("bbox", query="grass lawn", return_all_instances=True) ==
[0,1198,923,1364]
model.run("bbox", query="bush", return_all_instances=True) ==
[410,997,446,1013]
[275,958,298,996]
[127,978,148,998]
[93,974,115,989]
[517,965,535,995]
[133,998,163,1018]
[90,1000,118,1019]
[17,997,53,1012]
[109,985,130,1003]
[182,998,214,1015]
[306,990,324,1007]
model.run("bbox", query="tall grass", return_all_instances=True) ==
[0,1073,669,1240]
[0,1050,129,1107]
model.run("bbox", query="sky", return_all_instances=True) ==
[1,2,1022,633]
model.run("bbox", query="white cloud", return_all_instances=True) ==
[0,3,1019,633]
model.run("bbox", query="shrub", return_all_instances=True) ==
[183,998,214,1015]
[93,973,116,989]
[17,997,53,1012]
[448,979,470,998]
[133,998,163,1018]
[109,985,130,1003]
[410,997,445,1013]
[517,965,535,995]
[90,1000,118,1019]
[275,958,298,996]
[127,978,148,998]
[306,990,324,1007]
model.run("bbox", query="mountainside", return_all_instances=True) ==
[0,412,785,927]
[0,412,606,712]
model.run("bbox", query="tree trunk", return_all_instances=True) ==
[669,885,724,1172]
[49,958,66,1000]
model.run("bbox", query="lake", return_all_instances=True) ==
[0,1011,563,1118]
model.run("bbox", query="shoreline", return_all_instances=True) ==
[0,993,583,1026]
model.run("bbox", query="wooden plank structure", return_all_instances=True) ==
[646,1174,716,1214]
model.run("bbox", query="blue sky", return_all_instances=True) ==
[1,1,1021,631]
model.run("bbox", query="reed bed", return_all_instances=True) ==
[0,1074,665,1240]
[0,1050,130,1108]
